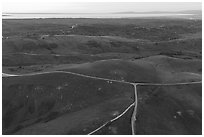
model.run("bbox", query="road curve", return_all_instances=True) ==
[2,71,201,86]
[2,71,202,135]
[88,103,135,135]
[2,71,134,85]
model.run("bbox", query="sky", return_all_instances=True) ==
[2,1,202,13]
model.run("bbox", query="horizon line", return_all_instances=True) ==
[3,10,202,14]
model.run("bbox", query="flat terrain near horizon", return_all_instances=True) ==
[2,17,202,135]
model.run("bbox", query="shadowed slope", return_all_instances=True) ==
[135,83,202,135]
[3,72,134,134]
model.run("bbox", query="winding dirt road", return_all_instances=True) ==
[2,71,202,135]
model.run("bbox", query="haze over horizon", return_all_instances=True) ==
[2,2,202,14]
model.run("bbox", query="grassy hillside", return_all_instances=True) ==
[135,83,202,134]
[3,34,201,67]
[64,59,161,83]
[3,19,201,40]
[92,106,134,135]
[63,56,201,83]
[3,72,134,134]
[2,18,202,135]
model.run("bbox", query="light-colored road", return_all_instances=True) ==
[3,71,201,86]
[131,84,138,135]
[2,73,19,77]
[88,102,135,135]
[138,81,202,86]
[2,71,202,135]
[3,52,79,57]
[2,71,134,85]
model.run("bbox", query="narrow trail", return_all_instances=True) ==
[138,81,201,86]
[2,71,202,135]
[87,103,135,135]
[131,84,138,135]
[2,71,134,85]
[3,52,89,57]
[2,71,201,85]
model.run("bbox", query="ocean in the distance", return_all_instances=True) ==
[2,13,195,19]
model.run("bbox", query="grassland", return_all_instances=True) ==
[2,18,202,135]
[135,83,202,135]
[3,72,134,134]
